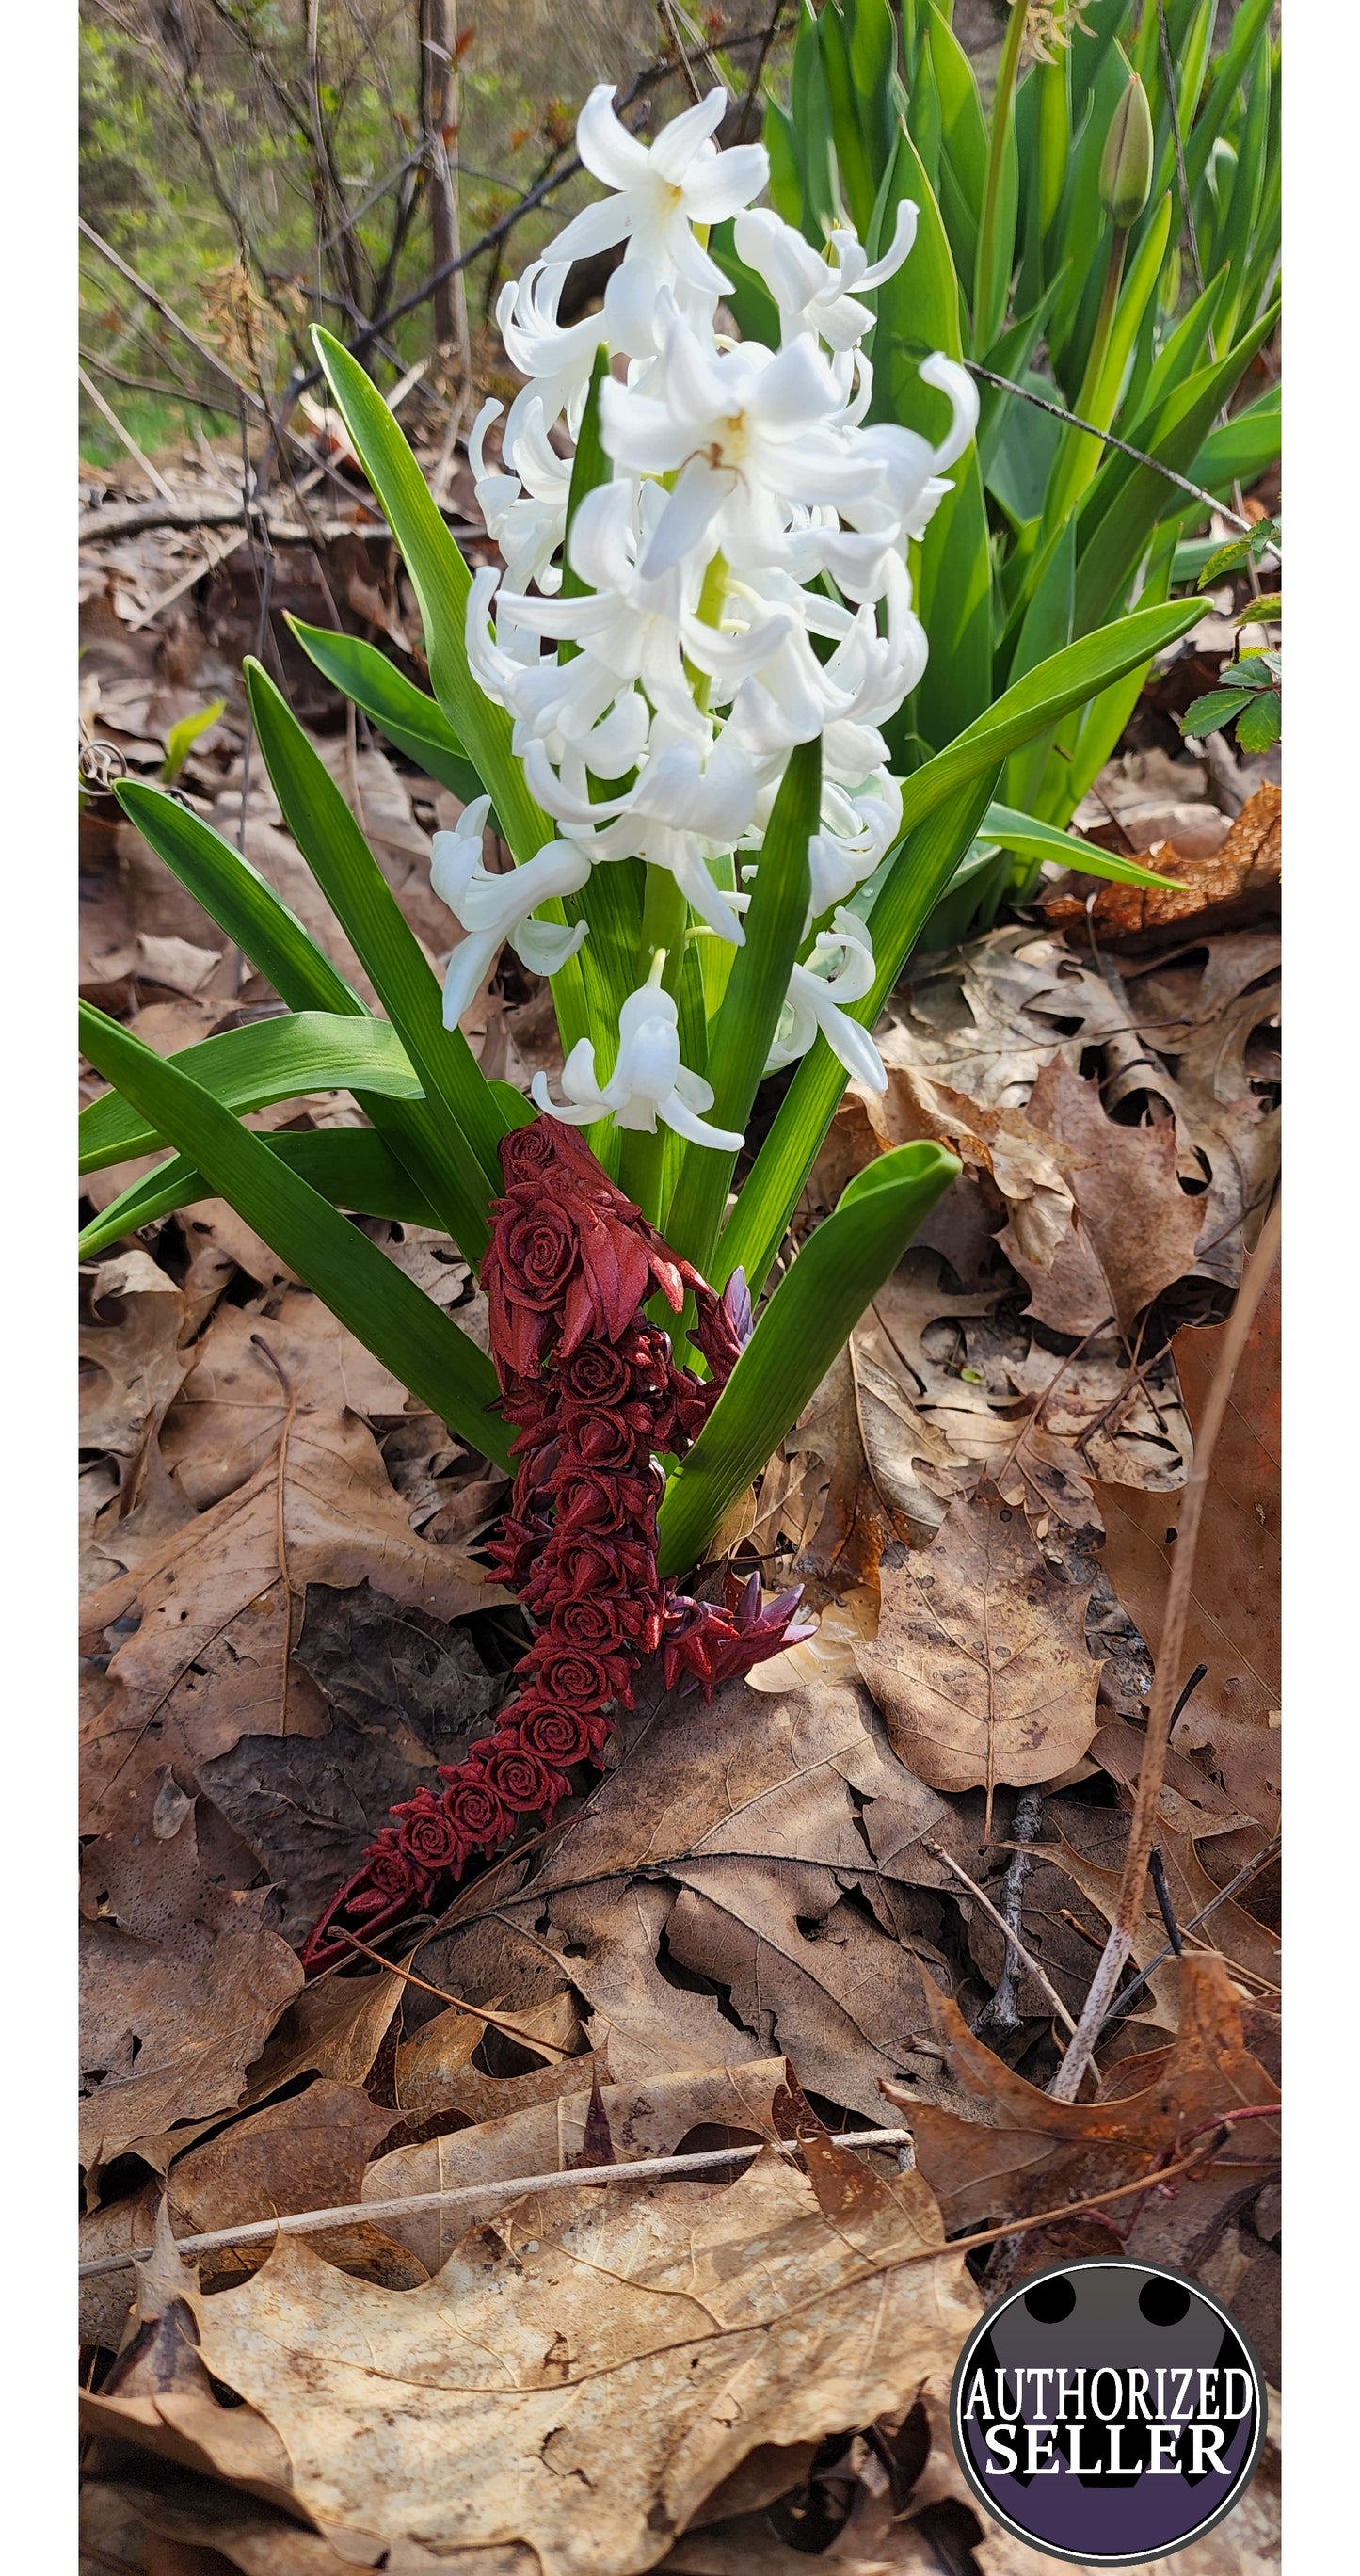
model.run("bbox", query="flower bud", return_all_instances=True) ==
[1099,73,1154,231]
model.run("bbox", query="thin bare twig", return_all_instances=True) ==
[924,1836,1078,2036]
[78,2127,918,2279]
[313,1923,574,2060]
[80,2112,1280,2287]
[963,359,1252,533]
[1095,1834,1281,2035]
[76,367,176,501]
[976,1788,1046,2037]
[1050,1200,1282,2099]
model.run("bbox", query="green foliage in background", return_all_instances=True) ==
[743,0,1279,933]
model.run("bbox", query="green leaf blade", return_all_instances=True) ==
[77,1003,511,1469]
[79,1011,423,1174]
[657,1142,960,1578]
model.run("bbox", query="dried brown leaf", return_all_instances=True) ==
[1040,783,1280,952]
[885,1953,1277,2239]
[81,1411,502,1834]
[855,1490,1102,1808]
[1000,1061,1203,1336]
[189,2138,979,2568]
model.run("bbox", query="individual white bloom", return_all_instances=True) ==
[532,952,744,1149]
[522,720,757,943]
[470,397,570,596]
[495,261,602,447]
[732,200,919,352]
[548,87,767,301]
[499,484,804,759]
[430,798,591,1027]
[765,909,887,1090]
[806,772,904,914]
[601,309,884,582]
[819,354,982,599]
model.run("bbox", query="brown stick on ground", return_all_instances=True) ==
[1049,1199,1282,2102]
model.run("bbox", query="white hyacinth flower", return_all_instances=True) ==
[550,87,768,300]
[601,310,882,582]
[431,798,591,1028]
[733,200,920,352]
[532,952,743,1149]
[441,76,981,1148]
[765,910,887,1091]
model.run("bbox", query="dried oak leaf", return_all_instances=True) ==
[1048,1804,1281,2016]
[80,2079,413,2352]
[883,1952,1277,2239]
[819,1064,1083,1272]
[855,1487,1102,1808]
[80,1248,193,1462]
[158,1288,418,1511]
[118,1967,408,2191]
[79,1911,302,2189]
[449,1671,960,2123]
[188,2136,979,2570]
[880,928,1108,1108]
[365,2058,795,2276]
[80,2204,298,2510]
[1000,1059,1203,1337]
[81,2475,428,2576]
[1039,783,1281,952]
[81,1409,503,1836]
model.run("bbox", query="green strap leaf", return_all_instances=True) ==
[79,1126,442,1261]
[111,774,487,1241]
[77,1002,511,1471]
[975,802,1179,889]
[309,328,549,869]
[896,594,1202,843]
[80,1011,423,1173]
[246,657,504,1256]
[657,1142,960,1578]
[113,780,366,1018]
[286,617,484,803]
[719,776,998,1304]
[664,738,821,1272]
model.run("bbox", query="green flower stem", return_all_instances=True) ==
[974,0,1028,350]
[1042,228,1128,538]
[616,867,691,1224]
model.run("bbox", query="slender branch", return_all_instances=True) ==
[308,18,794,385]
[78,2112,1279,2286]
[77,368,176,501]
[925,1832,1078,2036]
[78,2127,917,2279]
[1095,1834,1281,2037]
[963,359,1252,533]
[1050,1200,1282,2100]
[975,1787,1046,2037]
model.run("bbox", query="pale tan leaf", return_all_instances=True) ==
[855,1490,1102,1807]
[191,2139,980,2569]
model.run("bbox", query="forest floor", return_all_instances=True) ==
[78,417,1281,2576]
